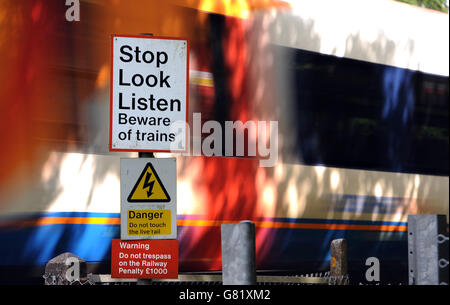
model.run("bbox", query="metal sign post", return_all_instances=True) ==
[408,214,449,285]
[110,33,188,282]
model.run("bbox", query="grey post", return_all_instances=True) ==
[408,214,449,285]
[43,252,87,285]
[330,239,349,285]
[221,220,257,285]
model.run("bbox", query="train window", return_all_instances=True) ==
[282,47,449,176]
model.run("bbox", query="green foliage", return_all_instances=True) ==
[417,126,449,142]
[396,0,449,13]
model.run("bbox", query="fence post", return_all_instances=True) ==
[221,220,257,285]
[408,214,449,285]
[330,238,349,285]
[43,252,87,285]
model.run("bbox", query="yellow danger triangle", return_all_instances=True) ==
[127,162,171,202]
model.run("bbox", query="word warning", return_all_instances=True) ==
[110,34,188,152]
[111,239,178,279]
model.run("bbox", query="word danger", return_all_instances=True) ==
[128,210,165,220]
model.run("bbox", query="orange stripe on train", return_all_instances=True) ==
[0,217,407,232]
[176,219,408,232]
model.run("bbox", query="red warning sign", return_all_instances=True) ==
[111,239,178,279]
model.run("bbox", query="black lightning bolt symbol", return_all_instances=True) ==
[143,172,155,197]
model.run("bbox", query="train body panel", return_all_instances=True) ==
[0,0,448,284]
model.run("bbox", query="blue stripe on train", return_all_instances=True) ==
[0,216,409,283]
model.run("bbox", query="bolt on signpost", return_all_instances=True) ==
[109,33,188,283]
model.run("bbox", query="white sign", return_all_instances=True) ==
[120,158,177,240]
[110,35,188,152]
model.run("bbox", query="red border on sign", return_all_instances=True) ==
[109,34,190,153]
[111,239,179,279]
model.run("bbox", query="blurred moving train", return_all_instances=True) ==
[0,0,448,284]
